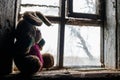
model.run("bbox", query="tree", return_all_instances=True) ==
[68,26,94,60]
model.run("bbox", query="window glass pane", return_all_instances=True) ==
[38,24,58,66]
[20,0,59,16]
[21,0,59,6]
[73,0,96,14]
[64,25,101,67]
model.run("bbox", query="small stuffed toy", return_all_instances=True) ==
[42,53,54,69]
[14,11,51,74]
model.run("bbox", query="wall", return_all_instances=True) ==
[0,0,19,75]
[104,0,116,69]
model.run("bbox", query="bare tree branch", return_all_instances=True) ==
[69,26,94,60]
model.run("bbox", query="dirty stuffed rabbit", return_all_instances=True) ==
[14,11,51,74]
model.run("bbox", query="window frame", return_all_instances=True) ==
[57,0,104,68]
[20,0,105,69]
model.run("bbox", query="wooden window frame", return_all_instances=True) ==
[20,0,105,69]
[56,0,104,68]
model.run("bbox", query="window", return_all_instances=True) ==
[67,0,101,19]
[64,0,103,68]
[20,0,59,16]
[72,0,96,14]
[20,0,104,69]
[64,25,101,67]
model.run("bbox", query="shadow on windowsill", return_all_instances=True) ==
[1,68,120,80]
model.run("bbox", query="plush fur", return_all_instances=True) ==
[42,53,54,69]
[36,11,52,26]
[14,55,41,74]
[14,11,51,74]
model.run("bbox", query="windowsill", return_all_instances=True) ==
[3,68,120,79]
[35,69,120,78]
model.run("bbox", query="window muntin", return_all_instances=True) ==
[64,25,101,67]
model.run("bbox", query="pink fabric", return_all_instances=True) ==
[30,44,44,65]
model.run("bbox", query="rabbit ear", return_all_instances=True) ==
[35,11,52,26]
[23,11,43,26]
